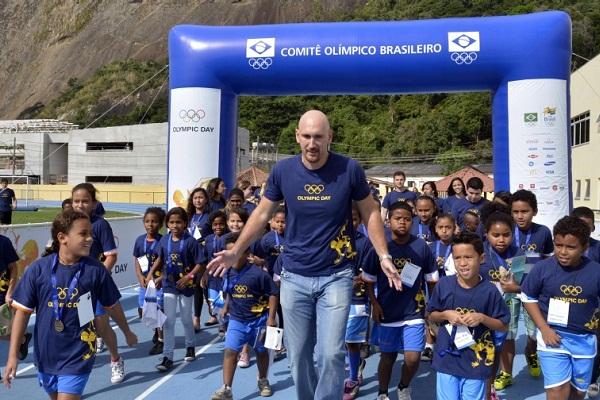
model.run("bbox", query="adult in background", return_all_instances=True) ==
[0,179,17,225]
[207,177,227,213]
[380,171,418,222]
[208,110,401,400]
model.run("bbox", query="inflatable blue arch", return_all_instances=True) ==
[168,11,571,227]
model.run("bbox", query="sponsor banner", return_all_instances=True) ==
[0,216,143,289]
[508,79,568,228]
[168,87,221,210]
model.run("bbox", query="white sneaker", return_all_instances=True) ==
[110,357,125,384]
[589,383,600,398]
[96,337,105,353]
[376,395,390,400]
[397,386,412,400]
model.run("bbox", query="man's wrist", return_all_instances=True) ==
[379,254,392,262]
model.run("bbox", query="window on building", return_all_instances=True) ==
[575,180,581,200]
[86,142,133,151]
[570,111,590,146]
[0,155,25,169]
[585,179,591,200]
[86,176,133,184]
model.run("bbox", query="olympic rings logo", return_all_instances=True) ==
[455,307,475,315]
[234,284,248,294]
[560,285,582,296]
[304,184,324,194]
[488,270,501,281]
[450,52,478,65]
[523,244,538,251]
[248,57,273,70]
[57,287,79,300]
[178,109,206,122]
[394,258,411,268]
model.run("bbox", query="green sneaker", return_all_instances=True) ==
[526,353,541,377]
[493,371,513,390]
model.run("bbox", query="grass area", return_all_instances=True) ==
[12,208,136,225]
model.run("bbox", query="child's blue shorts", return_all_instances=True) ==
[538,350,594,392]
[371,322,425,353]
[225,316,268,353]
[436,372,485,400]
[38,372,90,395]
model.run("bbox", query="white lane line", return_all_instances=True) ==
[16,315,139,376]
[133,335,221,400]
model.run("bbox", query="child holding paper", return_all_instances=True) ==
[3,209,136,398]
[211,232,278,400]
[427,231,509,400]
[362,201,438,400]
[522,216,600,400]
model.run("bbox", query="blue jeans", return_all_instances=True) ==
[280,267,353,400]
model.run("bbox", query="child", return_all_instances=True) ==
[236,180,257,215]
[422,214,456,361]
[410,195,437,243]
[148,207,206,372]
[343,204,373,400]
[0,234,32,364]
[427,231,510,400]
[259,207,286,329]
[509,189,554,378]
[478,211,522,393]
[571,206,600,263]
[362,201,438,400]
[186,187,210,331]
[211,233,279,400]
[133,207,165,355]
[3,210,137,398]
[71,183,125,384]
[522,216,600,400]
[570,207,600,397]
[207,177,227,213]
[422,181,444,212]
[202,211,228,328]
[225,189,245,214]
[463,210,482,237]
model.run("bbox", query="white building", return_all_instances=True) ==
[0,120,250,185]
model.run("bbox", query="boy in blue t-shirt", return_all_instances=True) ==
[362,202,439,400]
[523,216,600,399]
[509,190,554,379]
[427,231,510,400]
[4,210,136,398]
[211,233,279,400]
[451,177,489,231]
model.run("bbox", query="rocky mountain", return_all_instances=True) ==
[0,0,365,118]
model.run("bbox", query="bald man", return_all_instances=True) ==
[209,110,400,400]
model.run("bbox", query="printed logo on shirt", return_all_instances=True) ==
[250,297,269,315]
[393,257,411,271]
[330,223,357,264]
[82,324,97,360]
[415,290,425,312]
[522,243,537,252]
[297,184,331,201]
[455,307,476,315]
[0,271,8,293]
[560,285,582,296]
[232,284,253,299]
[585,315,599,330]
[470,330,495,368]
[488,269,501,282]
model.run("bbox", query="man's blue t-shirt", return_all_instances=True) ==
[12,255,121,375]
[260,230,285,276]
[521,256,600,334]
[133,233,162,278]
[0,187,15,212]
[410,217,434,243]
[428,275,510,380]
[90,215,117,261]
[157,233,205,296]
[382,190,418,210]
[263,153,370,276]
[242,201,257,215]
[189,212,211,239]
[442,195,462,214]
[0,234,19,304]
[363,235,437,324]
[224,263,279,322]
[450,197,489,228]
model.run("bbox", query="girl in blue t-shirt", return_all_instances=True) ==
[186,187,210,332]
[207,177,227,213]
[411,195,437,244]
[201,210,228,328]
[149,207,205,372]
[4,209,136,398]
[71,183,125,384]
[133,207,165,355]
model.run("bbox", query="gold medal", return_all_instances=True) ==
[54,320,64,332]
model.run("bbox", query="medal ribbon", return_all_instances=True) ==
[167,234,185,277]
[514,227,532,249]
[51,255,82,329]
[436,241,452,261]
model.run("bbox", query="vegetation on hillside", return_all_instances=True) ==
[26,0,600,171]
